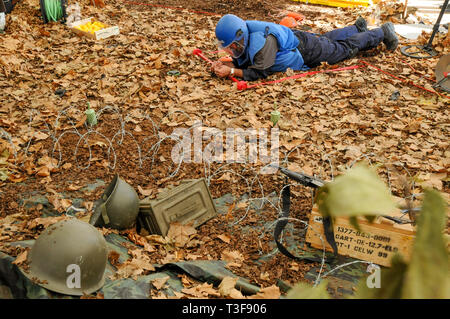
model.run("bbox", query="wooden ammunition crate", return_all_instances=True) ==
[138,178,218,236]
[68,17,119,40]
[305,207,416,267]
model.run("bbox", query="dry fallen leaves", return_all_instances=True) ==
[181,282,221,298]
[46,195,72,213]
[26,216,69,230]
[137,185,154,197]
[166,222,197,248]
[108,250,121,268]
[159,253,178,265]
[221,249,244,268]
[247,285,281,299]
[112,253,156,280]
[35,156,58,177]
[144,232,166,243]
[151,276,170,290]
[217,234,231,244]
[0,0,448,300]
[80,292,104,299]
[12,249,28,266]
[218,276,244,299]
[67,184,83,191]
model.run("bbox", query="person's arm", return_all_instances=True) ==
[212,35,279,81]
[221,61,236,68]
[211,60,242,78]
[212,64,244,78]
[212,63,273,81]
[242,68,273,81]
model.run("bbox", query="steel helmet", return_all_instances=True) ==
[21,219,108,296]
[215,14,249,58]
[89,175,139,230]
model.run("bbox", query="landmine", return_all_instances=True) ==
[305,206,416,267]
[138,178,217,236]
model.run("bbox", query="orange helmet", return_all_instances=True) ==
[279,16,297,28]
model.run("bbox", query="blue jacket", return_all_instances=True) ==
[235,21,309,72]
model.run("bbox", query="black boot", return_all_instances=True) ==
[381,22,398,51]
[355,16,368,33]
[348,47,359,59]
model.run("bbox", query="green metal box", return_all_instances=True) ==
[138,178,217,236]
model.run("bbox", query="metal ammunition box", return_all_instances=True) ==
[137,178,217,236]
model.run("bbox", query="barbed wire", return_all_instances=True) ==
[320,260,374,279]
[145,133,185,179]
[0,128,18,164]
[282,143,335,182]
[74,130,118,170]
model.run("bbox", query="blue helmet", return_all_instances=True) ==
[215,14,249,58]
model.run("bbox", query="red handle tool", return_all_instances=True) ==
[192,48,214,64]
[192,48,244,87]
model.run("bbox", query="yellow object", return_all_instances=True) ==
[74,20,107,34]
[292,0,370,8]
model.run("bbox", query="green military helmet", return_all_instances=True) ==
[89,174,139,230]
[21,219,108,296]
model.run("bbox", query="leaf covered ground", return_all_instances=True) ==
[0,0,449,298]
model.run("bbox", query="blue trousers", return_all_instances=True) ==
[293,26,384,67]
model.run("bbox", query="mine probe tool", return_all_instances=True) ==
[192,49,242,85]
[401,0,449,58]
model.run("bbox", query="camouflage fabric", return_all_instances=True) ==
[0,235,368,299]
[102,271,183,299]
[0,251,55,299]
[0,235,260,299]
[160,260,260,295]
[304,257,369,298]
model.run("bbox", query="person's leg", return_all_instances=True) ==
[340,28,385,52]
[323,25,359,41]
[331,23,396,54]
[325,28,384,64]
[295,28,384,67]
[293,30,329,68]
[322,17,368,41]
